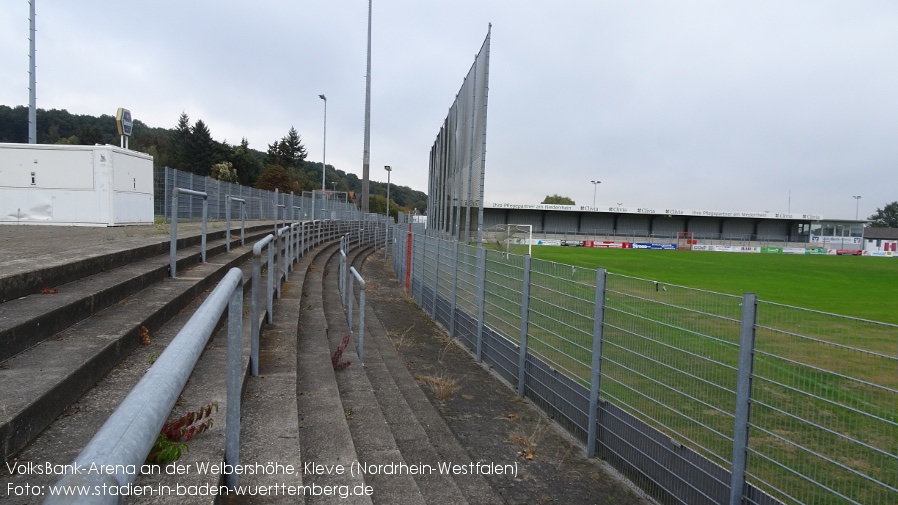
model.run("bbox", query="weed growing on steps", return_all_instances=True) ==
[332,333,352,371]
[414,373,461,403]
[147,402,218,465]
[509,419,548,461]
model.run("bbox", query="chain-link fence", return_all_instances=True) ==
[390,227,898,505]
[153,166,362,222]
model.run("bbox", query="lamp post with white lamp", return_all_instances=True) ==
[591,180,601,208]
[853,195,861,220]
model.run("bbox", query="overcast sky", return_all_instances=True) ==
[2,1,896,220]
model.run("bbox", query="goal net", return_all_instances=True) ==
[483,224,533,256]
[677,231,694,251]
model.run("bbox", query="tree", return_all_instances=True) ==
[171,112,192,170]
[188,119,218,175]
[868,201,898,228]
[254,165,296,194]
[210,161,238,183]
[266,126,307,170]
[230,138,263,186]
[542,194,575,205]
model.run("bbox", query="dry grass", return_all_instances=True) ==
[414,373,461,403]
[510,420,549,460]
[391,323,416,354]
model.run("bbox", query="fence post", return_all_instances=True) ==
[405,223,413,292]
[225,277,244,489]
[516,255,532,397]
[475,246,487,362]
[587,267,608,458]
[431,235,440,319]
[164,166,170,224]
[729,292,758,505]
[449,240,460,338]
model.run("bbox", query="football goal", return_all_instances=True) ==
[677,231,694,251]
[483,224,533,256]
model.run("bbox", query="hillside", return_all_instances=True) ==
[0,105,427,214]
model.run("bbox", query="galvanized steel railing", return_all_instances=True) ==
[169,187,208,278]
[338,233,371,367]
[47,218,351,503]
[46,268,246,503]
[250,234,276,377]
[224,195,246,252]
[347,267,367,366]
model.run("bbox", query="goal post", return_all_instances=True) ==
[677,231,694,251]
[483,224,533,256]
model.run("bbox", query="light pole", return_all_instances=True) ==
[853,195,861,220]
[384,165,392,258]
[591,180,601,208]
[319,94,327,218]
[361,0,372,213]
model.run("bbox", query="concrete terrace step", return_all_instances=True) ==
[0,224,340,504]
[296,241,373,505]
[0,222,273,304]
[217,235,326,505]
[322,245,428,505]
[0,238,260,461]
[0,226,273,362]
[347,251,505,505]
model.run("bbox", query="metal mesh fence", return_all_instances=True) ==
[153,166,362,222]
[391,229,898,505]
[746,304,898,505]
[454,244,481,351]
[434,239,456,330]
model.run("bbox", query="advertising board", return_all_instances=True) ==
[632,243,678,250]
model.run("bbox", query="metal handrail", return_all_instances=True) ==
[347,266,367,366]
[275,225,290,293]
[225,196,246,252]
[169,187,208,278]
[46,269,245,503]
[250,234,276,378]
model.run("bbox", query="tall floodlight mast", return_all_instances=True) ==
[361,0,372,212]
[28,1,37,144]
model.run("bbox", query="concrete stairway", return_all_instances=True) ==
[0,224,511,504]
[293,242,506,504]
[0,224,277,463]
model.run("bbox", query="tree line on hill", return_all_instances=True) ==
[0,105,427,217]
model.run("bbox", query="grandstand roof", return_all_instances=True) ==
[863,227,898,240]
[484,202,824,221]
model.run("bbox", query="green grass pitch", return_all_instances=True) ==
[529,247,898,325]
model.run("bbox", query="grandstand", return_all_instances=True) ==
[481,202,866,249]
